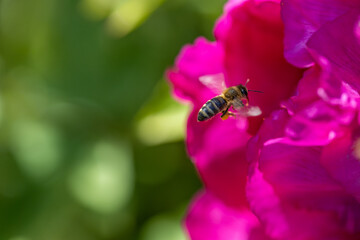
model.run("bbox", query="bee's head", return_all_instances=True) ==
[238,85,248,100]
[240,79,263,104]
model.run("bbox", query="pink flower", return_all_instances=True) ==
[168,0,360,239]
[282,0,360,68]
[185,191,271,240]
[167,0,301,238]
[247,2,360,240]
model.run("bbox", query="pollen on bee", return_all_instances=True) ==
[221,113,229,120]
[241,99,249,106]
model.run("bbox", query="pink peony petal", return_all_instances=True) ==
[247,95,360,238]
[185,191,271,240]
[247,161,290,239]
[321,134,360,233]
[167,0,303,209]
[307,10,360,93]
[167,0,360,238]
[279,99,353,146]
[168,0,360,238]
[279,54,360,146]
[167,37,224,104]
[168,36,252,208]
[259,143,343,199]
[215,0,303,127]
[281,0,360,67]
[247,142,360,239]
[187,108,251,208]
[175,38,224,82]
[322,131,360,207]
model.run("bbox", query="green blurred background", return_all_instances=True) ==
[0,0,226,239]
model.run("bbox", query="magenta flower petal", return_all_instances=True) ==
[248,160,360,240]
[168,0,360,238]
[215,0,303,125]
[187,110,252,207]
[167,37,224,104]
[322,131,360,205]
[279,98,353,146]
[277,52,360,146]
[168,36,252,208]
[185,191,271,240]
[250,112,341,200]
[281,0,360,67]
[247,70,360,238]
[167,0,303,209]
[259,143,342,200]
[175,38,224,83]
[247,112,360,238]
[307,10,360,92]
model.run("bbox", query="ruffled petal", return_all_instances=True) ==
[307,10,360,93]
[187,109,251,208]
[215,0,303,126]
[259,143,344,202]
[247,111,360,239]
[185,191,271,240]
[279,53,360,146]
[281,0,360,67]
[322,130,360,207]
[247,162,360,240]
[167,37,224,103]
[167,36,252,208]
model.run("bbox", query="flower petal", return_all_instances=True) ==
[247,130,360,239]
[247,162,360,240]
[279,55,359,146]
[187,109,252,208]
[259,142,343,199]
[322,131,360,206]
[167,37,224,103]
[281,0,360,67]
[168,36,253,208]
[215,0,303,125]
[307,10,360,93]
[185,191,271,240]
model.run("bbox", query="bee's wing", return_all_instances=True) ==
[232,98,262,117]
[232,98,245,110]
[199,73,226,95]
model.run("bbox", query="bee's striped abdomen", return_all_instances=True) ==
[197,96,227,121]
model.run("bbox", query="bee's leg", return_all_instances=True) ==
[228,112,236,117]
[221,106,231,120]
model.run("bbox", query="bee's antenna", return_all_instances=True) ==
[245,79,263,93]
[248,90,264,93]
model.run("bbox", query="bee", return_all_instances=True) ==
[197,75,262,122]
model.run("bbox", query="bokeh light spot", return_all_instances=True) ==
[106,0,165,37]
[136,106,188,146]
[79,0,114,20]
[68,139,134,214]
[140,215,187,240]
[10,120,62,181]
